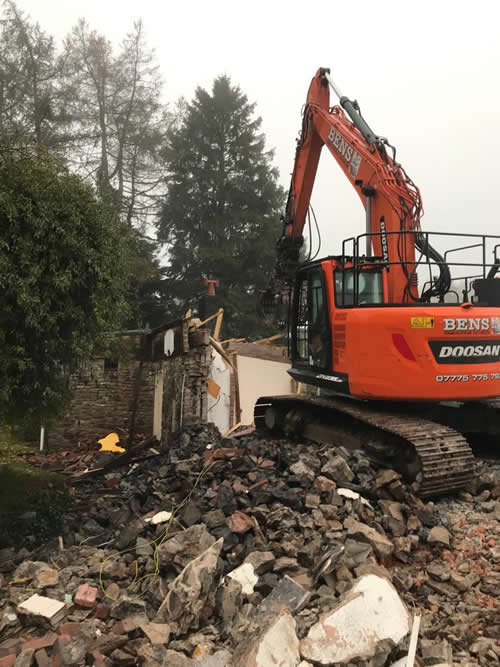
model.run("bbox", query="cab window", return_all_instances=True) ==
[335,270,383,306]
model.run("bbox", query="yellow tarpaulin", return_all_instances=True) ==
[97,432,125,453]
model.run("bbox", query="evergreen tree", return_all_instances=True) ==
[62,18,169,227]
[157,76,285,338]
[0,147,131,423]
[0,1,65,148]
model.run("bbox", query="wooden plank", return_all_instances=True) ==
[233,353,242,424]
[224,422,242,436]
[231,425,255,438]
[252,333,284,345]
[194,308,224,329]
[210,337,236,371]
[227,341,290,363]
[213,309,224,341]
[406,614,421,667]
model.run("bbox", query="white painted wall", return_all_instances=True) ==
[207,348,232,434]
[236,355,294,425]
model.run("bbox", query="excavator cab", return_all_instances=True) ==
[290,257,386,392]
[287,229,500,404]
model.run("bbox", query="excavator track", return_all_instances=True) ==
[254,395,476,497]
[413,396,500,442]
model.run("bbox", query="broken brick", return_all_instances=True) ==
[314,475,336,493]
[94,603,110,620]
[204,447,244,463]
[111,617,141,635]
[227,511,254,534]
[58,623,81,637]
[20,634,58,652]
[90,651,107,667]
[0,657,16,667]
[74,583,98,608]
[0,639,20,659]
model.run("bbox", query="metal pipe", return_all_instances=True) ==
[39,425,45,452]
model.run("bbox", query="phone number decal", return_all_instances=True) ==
[436,373,500,382]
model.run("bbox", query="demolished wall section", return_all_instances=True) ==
[50,325,212,450]
[49,356,158,449]
[162,328,211,432]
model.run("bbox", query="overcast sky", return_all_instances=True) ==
[17,0,500,262]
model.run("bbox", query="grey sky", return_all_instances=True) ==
[17,0,500,258]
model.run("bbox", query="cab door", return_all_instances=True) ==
[291,267,330,370]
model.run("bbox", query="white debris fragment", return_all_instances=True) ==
[389,658,408,667]
[145,510,173,525]
[300,574,410,665]
[337,488,372,507]
[18,594,66,624]
[227,563,258,595]
[234,610,300,667]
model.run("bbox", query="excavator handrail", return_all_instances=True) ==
[337,229,500,306]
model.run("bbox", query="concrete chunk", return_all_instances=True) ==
[227,563,258,595]
[300,574,410,665]
[243,551,275,575]
[259,575,309,615]
[158,538,223,634]
[233,610,300,667]
[427,525,451,546]
[344,516,394,559]
[194,650,232,666]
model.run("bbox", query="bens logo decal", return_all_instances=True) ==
[443,317,500,334]
[443,318,489,332]
[327,128,361,177]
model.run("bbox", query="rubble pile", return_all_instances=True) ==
[0,424,499,666]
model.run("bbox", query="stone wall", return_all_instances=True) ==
[49,357,159,449]
[49,324,213,450]
[162,328,211,436]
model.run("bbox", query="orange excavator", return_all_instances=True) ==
[256,68,500,496]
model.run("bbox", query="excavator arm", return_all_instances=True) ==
[274,68,449,303]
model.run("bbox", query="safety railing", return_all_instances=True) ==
[337,230,500,306]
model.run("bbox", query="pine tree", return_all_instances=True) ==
[157,76,285,338]
[62,19,169,227]
[0,1,64,148]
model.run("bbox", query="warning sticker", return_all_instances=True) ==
[410,316,435,329]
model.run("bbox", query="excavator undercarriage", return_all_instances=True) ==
[254,394,478,497]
